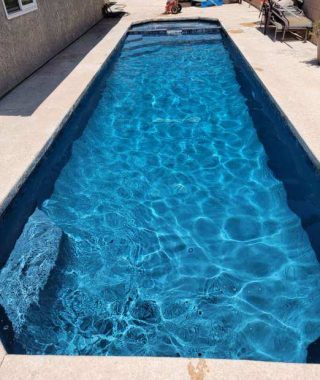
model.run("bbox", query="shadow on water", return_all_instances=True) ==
[0,234,73,354]
[307,337,320,363]
[0,18,122,117]
[0,30,124,269]
[0,304,24,354]
[0,25,125,353]
[0,15,126,354]
[224,33,320,362]
[225,32,320,260]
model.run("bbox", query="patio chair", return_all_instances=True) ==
[102,1,127,17]
[261,0,312,42]
[259,0,268,18]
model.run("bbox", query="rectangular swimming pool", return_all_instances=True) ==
[1,20,320,363]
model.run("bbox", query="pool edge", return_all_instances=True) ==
[1,355,320,379]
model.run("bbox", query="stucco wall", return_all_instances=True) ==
[0,0,105,98]
[303,0,320,21]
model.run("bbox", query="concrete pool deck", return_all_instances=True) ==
[2,356,320,379]
[1,0,320,378]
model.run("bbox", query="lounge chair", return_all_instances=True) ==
[261,0,312,42]
[103,1,127,17]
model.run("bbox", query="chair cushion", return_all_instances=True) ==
[277,0,294,6]
[284,15,313,28]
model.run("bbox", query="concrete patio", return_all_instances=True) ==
[1,1,320,378]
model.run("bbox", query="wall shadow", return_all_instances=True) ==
[0,17,123,117]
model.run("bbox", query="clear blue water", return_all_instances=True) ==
[2,23,320,362]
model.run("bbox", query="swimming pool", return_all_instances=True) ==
[1,20,320,362]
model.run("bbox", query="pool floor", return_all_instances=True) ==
[2,23,320,362]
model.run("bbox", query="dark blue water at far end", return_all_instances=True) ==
[2,26,320,362]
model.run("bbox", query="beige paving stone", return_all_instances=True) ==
[0,356,320,380]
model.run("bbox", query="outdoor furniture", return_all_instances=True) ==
[259,0,267,18]
[261,0,312,42]
[102,1,127,17]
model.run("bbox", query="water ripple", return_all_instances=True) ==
[8,29,320,362]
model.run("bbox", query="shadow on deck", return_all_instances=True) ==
[0,18,122,117]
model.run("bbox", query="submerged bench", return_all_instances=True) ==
[0,209,63,333]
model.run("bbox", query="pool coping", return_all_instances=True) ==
[1,355,320,379]
[1,2,320,378]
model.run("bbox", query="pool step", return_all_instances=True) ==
[128,26,221,37]
[130,21,221,32]
[125,33,222,50]
[122,33,222,59]
[0,209,63,333]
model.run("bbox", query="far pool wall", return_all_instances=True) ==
[0,0,105,98]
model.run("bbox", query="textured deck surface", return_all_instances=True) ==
[1,1,320,378]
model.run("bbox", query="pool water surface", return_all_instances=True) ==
[1,22,320,362]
